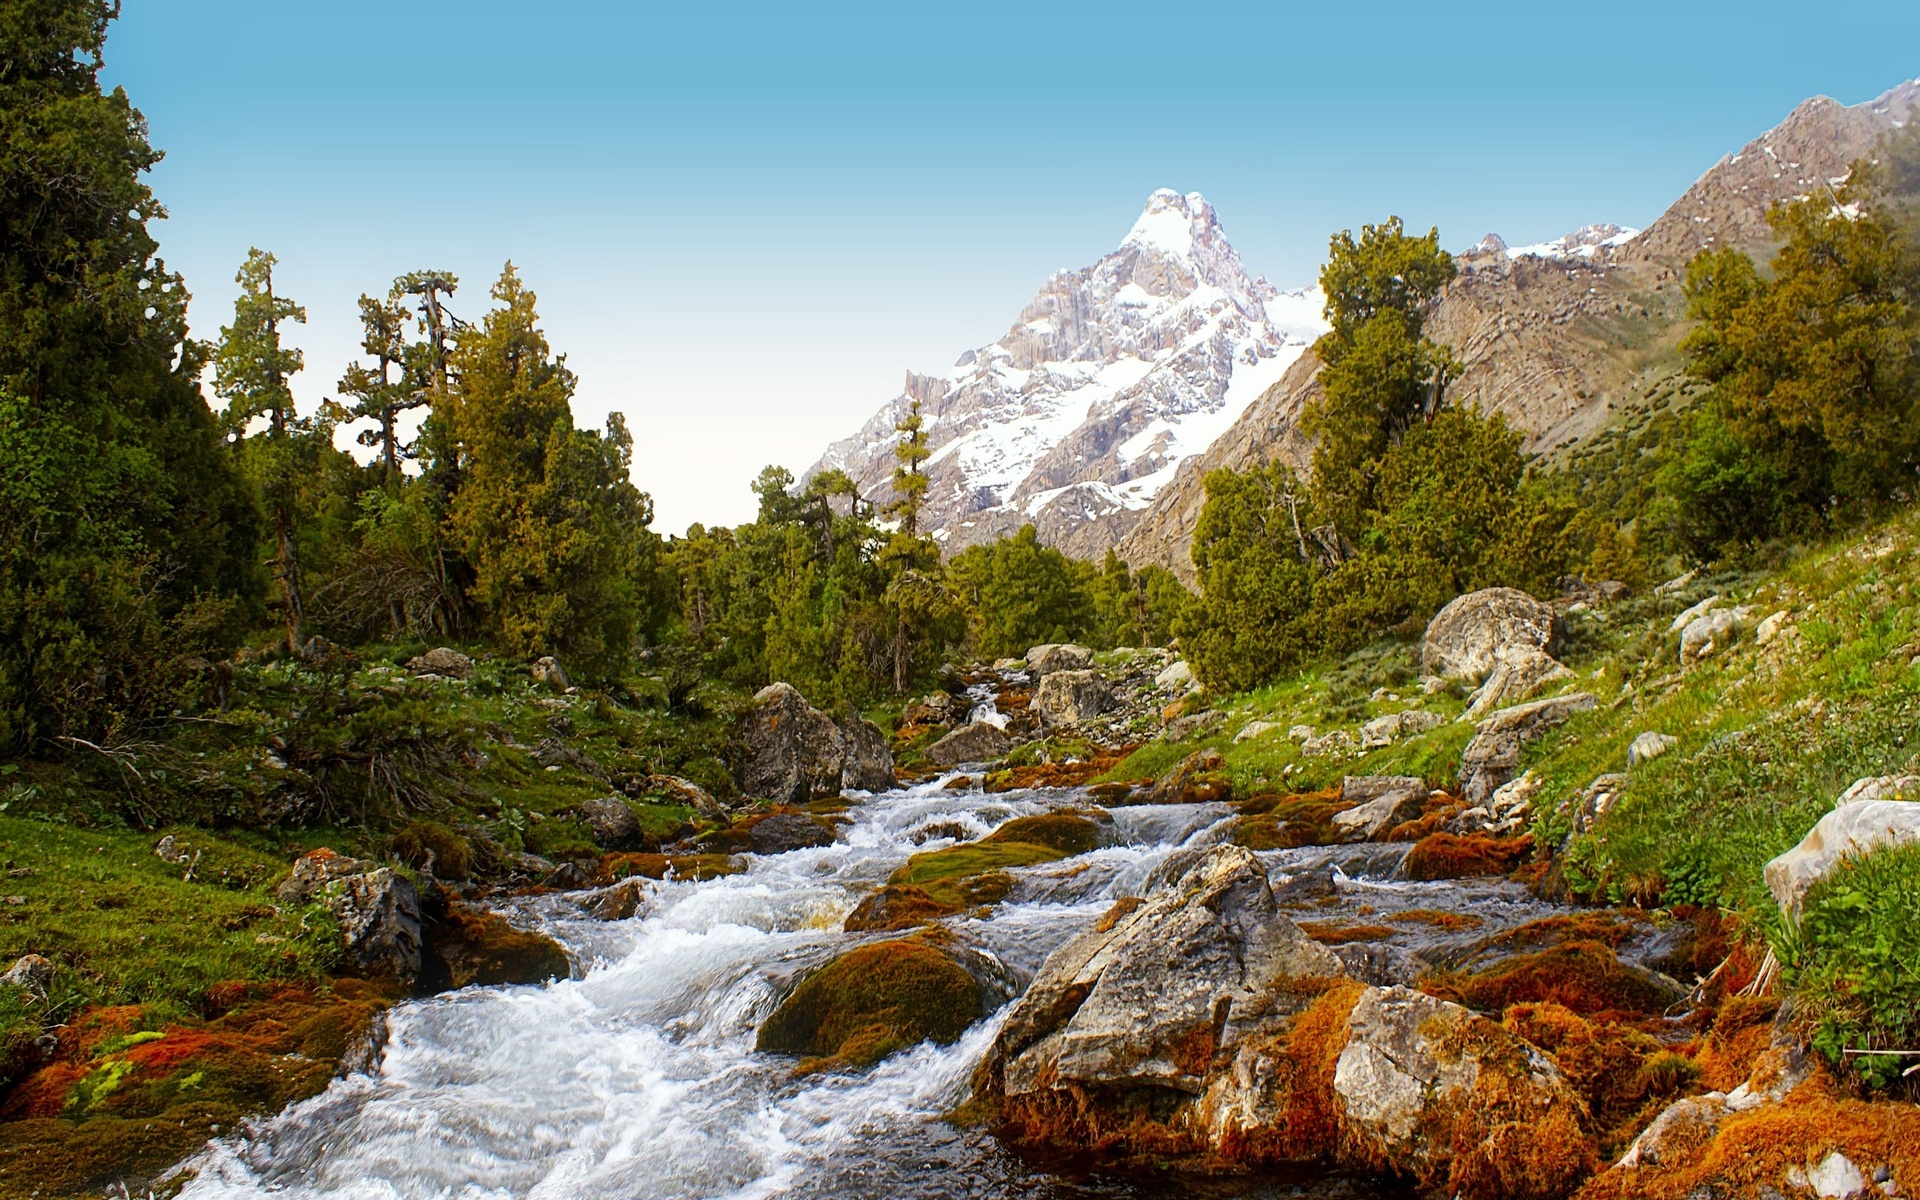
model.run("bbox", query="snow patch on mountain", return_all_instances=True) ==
[811,189,1327,558]
[1505,222,1641,260]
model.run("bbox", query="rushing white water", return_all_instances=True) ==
[173,779,1555,1200]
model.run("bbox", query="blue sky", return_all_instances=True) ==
[104,1,1920,532]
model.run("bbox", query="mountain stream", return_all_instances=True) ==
[173,776,1580,1200]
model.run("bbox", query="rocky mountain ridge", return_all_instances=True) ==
[809,190,1328,559]
[1116,77,1920,579]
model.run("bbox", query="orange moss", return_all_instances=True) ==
[843,884,962,932]
[1093,896,1144,933]
[983,750,1132,793]
[1402,833,1535,881]
[1426,940,1678,1020]
[1690,995,1780,1093]
[597,852,743,883]
[1391,909,1485,932]
[1574,1076,1920,1200]
[1473,912,1644,955]
[0,986,394,1193]
[1230,788,1351,850]
[1215,979,1366,1167]
[756,938,981,1069]
[1298,922,1399,945]
[1503,1001,1685,1154]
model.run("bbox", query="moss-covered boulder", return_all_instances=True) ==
[982,811,1109,855]
[422,900,570,991]
[888,840,1065,909]
[756,938,982,1068]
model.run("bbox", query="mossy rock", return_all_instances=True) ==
[597,852,743,883]
[1401,832,1534,881]
[1425,940,1686,1019]
[843,884,963,932]
[890,840,1065,885]
[1229,790,1351,850]
[423,903,569,991]
[755,938,982,1068]
[981,811,1107,856]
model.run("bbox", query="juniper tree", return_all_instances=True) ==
[213,248,317,653]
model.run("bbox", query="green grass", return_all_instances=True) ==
[0,817,338,1023]
[1789,841,1920,1090]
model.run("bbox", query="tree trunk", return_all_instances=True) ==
[275,501,304,653]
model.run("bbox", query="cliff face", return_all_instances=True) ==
[809,190,1326,559]
[1115,79,1920,580]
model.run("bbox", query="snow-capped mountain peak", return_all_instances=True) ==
[811,190,1327,559]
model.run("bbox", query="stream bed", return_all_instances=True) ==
[173,777,1581,1200]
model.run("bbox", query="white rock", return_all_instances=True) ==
[1420,587,1561,682]
[1489,770,1542,815]
[1287,724,1316,742]
[1463,646,1576,720]
[1668,594,1722,634]
[1680,605,1753,663]
[1653,569,1698,596]
[1154,659,1197,693]
[1837,775,1920,805]
[1754,610,1791,646]
[1789,1151,1867,1199]
[1359,709,1446,749]
[1627,731,1678,768]
[1764,786,1920,917]
[1233,720,1281,744]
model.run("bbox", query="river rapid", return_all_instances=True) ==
[174,776,1564,1200]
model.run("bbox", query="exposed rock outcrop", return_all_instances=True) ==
[731,682,895,803]
[1026,643,1095,678]
[1032,669,1112,728]
[1764,776,1920,917]
[1422,588,1563,683]
[1458,693,1596,805]
[278,850,423,984]
[925,721,1014,767]
[1331,775,1429,842]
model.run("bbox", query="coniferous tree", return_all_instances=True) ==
[0,1,257,749]
[339,292,415,479]
[214,248,318,653]
[442,265,661,674]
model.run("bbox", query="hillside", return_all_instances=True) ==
[1115,78,1920,579]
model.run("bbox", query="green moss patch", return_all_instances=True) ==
[755,938,981,1069]
[981,812,1106,856]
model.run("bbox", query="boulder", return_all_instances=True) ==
[925,721,1014,767]
[1680,605,1752,663]
[747,811,837,855]
[1764,782,1920,917]
[1457,693,1596,805]
[1626,731,1678,768]
[0,953,52,993]
[757,937,987,1067]
[1462,646,1576,721]
[1026,643,1095,678]
[1234,720,1282,744]
[1667,593,1723,633]
[985,845,1343,1100]
[1154,659,1197,694]
[280,850,423,983]
[1570,773,1627,835]
[1332,985,1595,1195]
[623,772,729,823]
[1159,708,1224,743]
[405,646,474,679]
[1420,587,1561,682]
[576,796,647,850]
[1755,610,1793,646]
[1032,669,1111,727]
[1149,748,1230,804]
[580,877,649,921]
[530,655,570,690]
[1331,776,1428,842]
[731,682,896,803]
[1358,708,1447,749]
[903,690,967,727]
[423,897,571,990]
